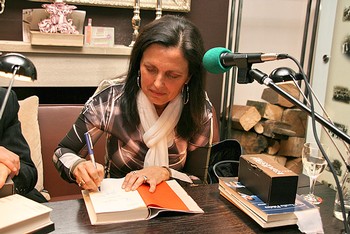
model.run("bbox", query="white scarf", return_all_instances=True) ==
[137,90,182,167]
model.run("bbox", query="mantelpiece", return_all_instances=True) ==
[28,0,191,12]
[0,40,132,87]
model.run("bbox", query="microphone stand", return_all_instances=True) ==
[249,68,350,233]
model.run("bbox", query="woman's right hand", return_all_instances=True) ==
[73,161,104,192]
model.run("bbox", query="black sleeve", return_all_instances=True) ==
[0,89,38,195]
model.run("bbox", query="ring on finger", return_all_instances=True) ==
[132,171,137,175]
[78,179,86,187]
[143,175,148,183]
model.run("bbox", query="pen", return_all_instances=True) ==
[84,132,101,191]
[84,132,97,168]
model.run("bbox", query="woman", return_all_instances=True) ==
[53,15,219,193]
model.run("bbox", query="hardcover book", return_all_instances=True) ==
[82,178,204,225]
[219,177,317,228]
[0,194,54,234]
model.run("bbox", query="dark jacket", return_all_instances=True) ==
[0,88,37,195]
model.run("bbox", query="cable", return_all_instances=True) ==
[286,68,350,169]
[286,54,350,233]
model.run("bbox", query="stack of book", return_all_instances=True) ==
[219,177,317,228]
[0,194,54,233]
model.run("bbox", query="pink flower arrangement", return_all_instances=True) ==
[38,1,78,34]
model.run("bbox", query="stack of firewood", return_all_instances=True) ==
[228,83,307,174]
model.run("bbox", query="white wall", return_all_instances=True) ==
[226,0,345,189]
[226,0,350,190]
[227,0,314,106]
[317,0,350,189]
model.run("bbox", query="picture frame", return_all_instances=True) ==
[28,0,191,12]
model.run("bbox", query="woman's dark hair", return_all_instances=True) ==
[120,15,206,140]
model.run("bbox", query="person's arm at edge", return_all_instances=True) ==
[0,90,37,195]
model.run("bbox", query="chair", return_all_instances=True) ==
[207,139,242,184]
[184,145,212,183]
[38,104,106,200]
[212,160,240,180]
[184,139,242,184]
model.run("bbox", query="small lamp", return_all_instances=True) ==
[0,53,37,119]
[270,67,297,82]
[269,67,304,83]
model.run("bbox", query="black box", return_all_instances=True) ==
[238,154,298,205]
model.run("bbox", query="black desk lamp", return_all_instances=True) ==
[0,53,37,119]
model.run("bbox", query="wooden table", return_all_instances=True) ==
[45,178,344,234]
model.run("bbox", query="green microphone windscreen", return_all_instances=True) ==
[203,47,232,74]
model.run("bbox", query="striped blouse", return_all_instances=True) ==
[53,83,214,183]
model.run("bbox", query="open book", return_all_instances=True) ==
[82,178,204,225]
[219,177,317,228]
[0,194,54,233]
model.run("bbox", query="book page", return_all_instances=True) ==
[138,180,189,211]
[89,178,146,213]
[137,180,203,213]
[166,180,204,213]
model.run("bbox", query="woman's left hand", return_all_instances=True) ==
[122,166,170,193]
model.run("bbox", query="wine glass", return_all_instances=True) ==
[301,142,329,205]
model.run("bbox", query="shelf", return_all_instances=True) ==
[0,40,132,56]
[0,40,131,87]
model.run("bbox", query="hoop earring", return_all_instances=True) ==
[182,83,189,105]
[137,71,141,89]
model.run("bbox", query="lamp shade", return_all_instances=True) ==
[0,53,37,120]
[269,67,295,83]
[269,67,303,83]
[0,53,37,82]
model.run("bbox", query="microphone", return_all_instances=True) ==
[202,47,288,74]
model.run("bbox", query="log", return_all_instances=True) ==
[285,157,303,174]
[263,154,288,166]
[229,130,268,154]
[261,83,300,108]
[278,137,305,157]
[266,138,280,155]
[281,108,307,137]
[230,105,261,131]
[246,100,283,121]
[253,122,264,134]
[259,119,296,139]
